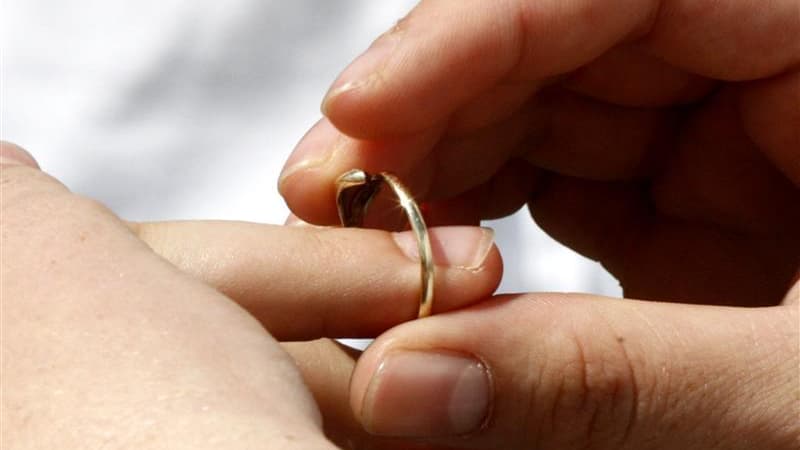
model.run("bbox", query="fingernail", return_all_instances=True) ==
[0,142,39,168]
[361,351,491,437]
[322,34,398,113]
[278,120,339,190]
[393,226,495,270]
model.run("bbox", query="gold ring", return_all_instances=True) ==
[336,169,434,318]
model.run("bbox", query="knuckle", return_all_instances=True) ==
[2,168,121,242]
[1,164,113,219]
[536,314,641,449]
[1,165,68,206]
[2,169,70,231]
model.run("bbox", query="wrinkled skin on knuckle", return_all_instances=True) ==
[1,165,118,226]
[532,315,640,450]
[1,165,69,209]
[2,167,138,275]
[8,192,124,244]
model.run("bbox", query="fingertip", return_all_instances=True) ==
[0,141,40,169]
[479,241,504,295]
[320,10,419,139]
[395,226,497,271]
[349,335,394,427]
[392,226,503,315]
[280,120,443,226]
[281,181,341,226]
[279,120,344,225]
[280,172,340,226]
[278,119,338,193]
[321,33,400,130]
[323,81,438,139]
[321,0,520,140]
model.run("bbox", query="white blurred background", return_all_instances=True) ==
[1,0,620,297]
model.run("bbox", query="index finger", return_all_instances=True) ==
[323,0,799,139]
[133,221,502,341]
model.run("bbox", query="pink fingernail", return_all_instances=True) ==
[393,226,495,270]
[361,351,491,437]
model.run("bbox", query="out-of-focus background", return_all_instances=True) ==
[2,0,620,297]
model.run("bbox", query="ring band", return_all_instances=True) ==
[336,169,434,318]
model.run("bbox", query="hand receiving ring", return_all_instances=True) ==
[335,169,434,318]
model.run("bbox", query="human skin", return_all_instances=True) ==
[278,0,800,449]
[0,142,502,449]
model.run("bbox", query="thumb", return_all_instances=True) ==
[349,292,799,449]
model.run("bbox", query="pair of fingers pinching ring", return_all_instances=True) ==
[335,169,434,318]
